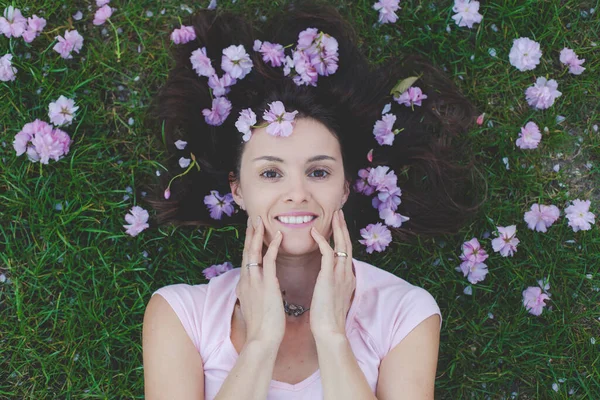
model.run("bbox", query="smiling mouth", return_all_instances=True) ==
[275,216,318,226]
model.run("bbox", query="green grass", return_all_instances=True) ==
[1,0,599,398]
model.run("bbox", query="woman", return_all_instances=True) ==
[142,1,483,399]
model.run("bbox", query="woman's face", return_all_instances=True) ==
[230,117,350,256]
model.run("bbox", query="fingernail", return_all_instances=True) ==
[256,216,261,225]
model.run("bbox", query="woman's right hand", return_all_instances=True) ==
[236,216,286,349]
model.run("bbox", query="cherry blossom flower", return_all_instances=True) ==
[373,113,397,145]
[123,205,150,237]
[170,25,196,45]
[379,207,409,227]
[97,0,110,7]
[564,199,596,232]
[0,53,17,82]
[524,204,560,232]
[393,86,427,107]
[0,6,27,38]
[459,260,489,284]
[207,73,236,97]
[522,286,550,316]
[22,15,46,43]
[373,185,401,213]
[48,95,79,127]
[190,47,216,78]
[291,49,318,86]
[221,45,253,80]
[93,5,112,26]
[202,97,232,126]
[358,222,392,253]
[13,119,72,164]
[460,237,489,263]
[235,108,257,142]
[373,0,401,24]
[451,0,483,29]
[491,225,520,257]
[559,48,585,75]
[525,77,561,110]
[263,101,299,137]
[354,168,376,196]
[509,37,542,71]
[203,261,234,279]
[256,41,286,67]
[367,165,398,192]
[53,30,84,59]
[174,140,187,150]
[515,121,542,149]
[286,29,339,86]
[297,28,318,50]
[204,190,235,220]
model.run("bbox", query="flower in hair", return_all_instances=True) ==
[394,86,427,108]
[373,113,403,146]
[358,222,392,253]
[255,41,286,67]
[190,47,215,77]
[354,168,376,196]
[171,25,196,44]
[367,165,397,192]
[263,101,299,137]
[204,190,235,220]
[202,96,232,126]
[208,73,236,97]
[221,44,253,80]
[235,108,257,142]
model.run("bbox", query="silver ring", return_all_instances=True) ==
[246,262,261,269]
[334,251,348,257]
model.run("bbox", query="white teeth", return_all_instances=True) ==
[278,215,315,224]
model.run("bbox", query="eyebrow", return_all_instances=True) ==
[252,155,337,163]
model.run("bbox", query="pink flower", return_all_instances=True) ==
[522,286,550,316]
[22,15,46,43]
[202,97,232,126]
[123,205,150,237]
[257,41,285,67]
[221,44,253,80]
[354,168,376,196]
[171,25,196,45]
[491,225,520,257]
[515,121,542,149]
[525,77,561,110]
[53,30,84,59]
[367,165,398,193]
[451,0,483,29]
[379,207,409,227]
[48,95,79,126]
[459,260,488,284]
[460,238,489,263]
[190,47,216,78]
[373,185,402,213]
[509,37,542,71]
[0,53,17,82]
[358,222,392,253]
[393,86,427,107]
[564,199,596,232]
[373,113,397,146]
[559,48,585,75]
[235,108,257,142]
[207,73,236,97]
[203,261,234,280]
[524,204,560,232]
[93,5,113,26]
[291,49,318,87]
[13,119,72,164]
[263,101,299,137]
[0,6,28,38]
[373,0,401,24]
[204,190,235,220]
[297,28,319,50]
[96,0,110,6]
[476,113,485,125]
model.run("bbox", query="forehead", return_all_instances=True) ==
[242,118,341,163]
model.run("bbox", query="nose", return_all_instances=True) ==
[284,172,312,204]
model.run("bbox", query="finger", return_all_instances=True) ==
[340,209,353,260]
[241,216,254,279]
[263,230,283,280]
[310,227,334,274]
[248,216,264,277]
[332,209,347,254]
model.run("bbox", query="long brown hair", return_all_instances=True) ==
[144,0,487,244]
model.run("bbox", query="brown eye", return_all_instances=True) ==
[309,169,330,179]
[260,169,280,179]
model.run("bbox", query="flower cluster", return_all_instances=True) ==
[12,119,72,164]
[0,5,46,42]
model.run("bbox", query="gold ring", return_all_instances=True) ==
[334,251,348,257]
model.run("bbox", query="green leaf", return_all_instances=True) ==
[390,76,421,97]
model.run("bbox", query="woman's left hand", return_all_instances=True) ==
[309,209,356,339]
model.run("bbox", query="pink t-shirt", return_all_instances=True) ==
[151,257,442,399]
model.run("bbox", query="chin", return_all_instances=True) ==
[280,236,318,255]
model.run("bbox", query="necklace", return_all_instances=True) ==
[281,290,309,317]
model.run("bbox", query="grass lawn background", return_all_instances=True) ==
[1,0,599,398]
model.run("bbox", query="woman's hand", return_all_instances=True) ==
[309,209,356,339]
[236,216,286,349]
